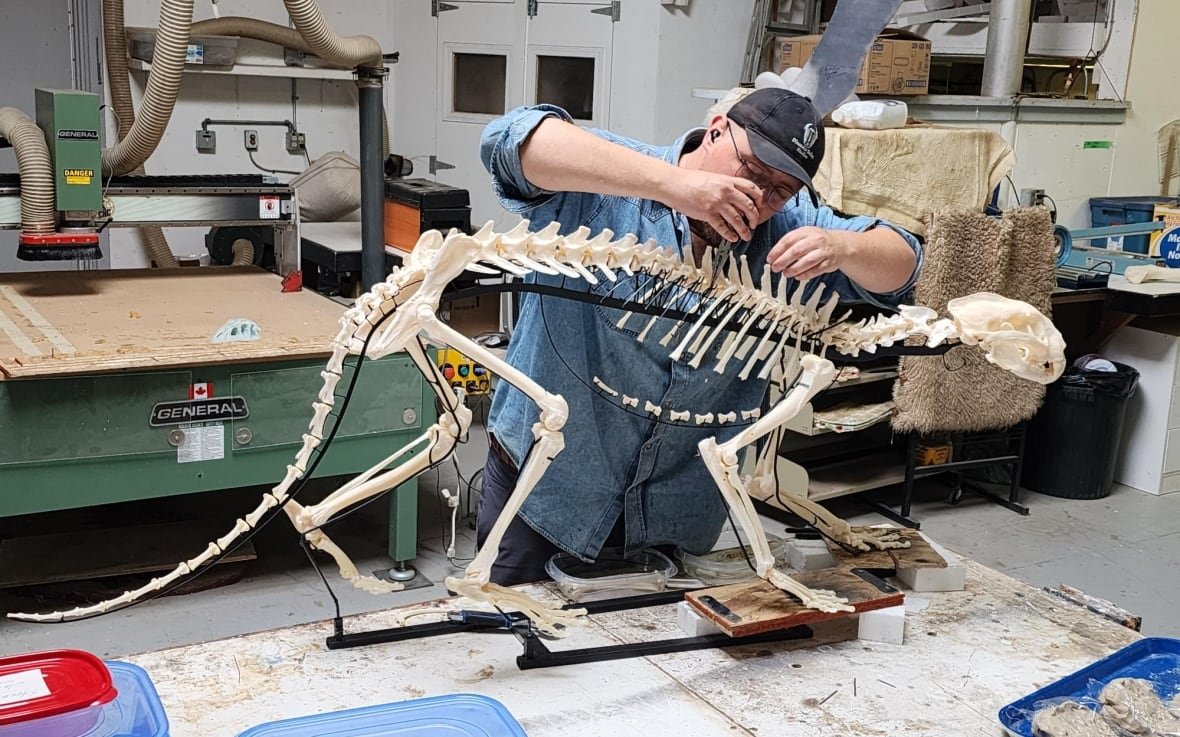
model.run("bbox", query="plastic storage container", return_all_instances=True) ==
[545,548,677,602]
[1088,196,1180,253]
[998,637,1180,737]
[0,649,117,737]
[1021,360,1139,499]
[677,534,787,585]
[125,27,239,66]
[236,694,527,737]
[82,661,169,737]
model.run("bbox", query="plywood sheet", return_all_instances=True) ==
[685,568,904,637]
[0,268,347,380]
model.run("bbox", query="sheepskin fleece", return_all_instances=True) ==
[890,207,1056,433]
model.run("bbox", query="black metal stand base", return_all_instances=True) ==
[326,588,814,670]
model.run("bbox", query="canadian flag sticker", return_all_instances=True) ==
[188,382,213,400]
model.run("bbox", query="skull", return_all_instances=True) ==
[946,292,1066,384]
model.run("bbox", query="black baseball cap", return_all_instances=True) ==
[726,88,825,206]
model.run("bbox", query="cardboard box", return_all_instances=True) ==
[773,29,931,96]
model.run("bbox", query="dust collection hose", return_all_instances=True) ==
[0,108,56,237]
[103,0,183,267]
[190,14,389,158]
[101,0,195,177]
[230,238,255,266]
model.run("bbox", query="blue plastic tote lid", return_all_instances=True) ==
[236,693,528,737]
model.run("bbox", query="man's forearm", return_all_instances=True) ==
[835,228,917,294]
[520,117,676,202]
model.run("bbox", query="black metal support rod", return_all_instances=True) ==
[200,118,296,133]
[515,625,815,670]
[358,68,387,291]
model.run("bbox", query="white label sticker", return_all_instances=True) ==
[259,195,280,220]
[1108,234,1124,252]
[178,424,225,464]
[0,670,51,705]
[185,43,204,64]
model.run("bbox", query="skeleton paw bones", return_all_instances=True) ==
[5,221,1067,633]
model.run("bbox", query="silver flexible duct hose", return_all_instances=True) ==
[190,16,389,158]
[0,108,55,235]
[103,0,179,268]
[280,0,382,67]
[230,238,255,266]
[102,0,194,177]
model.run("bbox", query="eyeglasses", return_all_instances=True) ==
[727,126,797,207]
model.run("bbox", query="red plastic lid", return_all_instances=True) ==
[0,649,117,725]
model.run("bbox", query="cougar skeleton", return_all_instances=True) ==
[9,220,1066,633]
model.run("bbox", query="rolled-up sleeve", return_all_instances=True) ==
[480,104,575,213]
[776,197,924,308]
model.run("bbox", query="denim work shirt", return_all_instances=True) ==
[479,104,923,561]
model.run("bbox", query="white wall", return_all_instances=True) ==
[653,0,755,142]
[954,0,1178,231]
[110,0,396,267]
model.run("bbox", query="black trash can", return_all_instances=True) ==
[1021,361,1139,499]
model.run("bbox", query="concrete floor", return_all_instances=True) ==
[1,409,1174,659]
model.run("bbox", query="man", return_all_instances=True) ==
[475,88,922,585]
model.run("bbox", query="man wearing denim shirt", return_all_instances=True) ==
[475,88,923,586]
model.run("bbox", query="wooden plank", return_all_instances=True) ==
[889,530,948,570]
[685,568,904,637]
[823,528,948,572]
[0,518,256,588]
[0,267,348,380]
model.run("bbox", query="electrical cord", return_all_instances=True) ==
[249,150,302,176]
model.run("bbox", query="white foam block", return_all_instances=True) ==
[677,601,722,637]
[786,537,836,571]
[857,604,906,645]
[896,534,966,592]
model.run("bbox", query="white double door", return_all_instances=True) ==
[430,0,618,228]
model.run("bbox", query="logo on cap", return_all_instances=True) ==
[792,123,819,161]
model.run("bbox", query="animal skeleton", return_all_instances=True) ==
[8,220,1066,633]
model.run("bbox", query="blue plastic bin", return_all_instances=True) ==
[1088,196,1179,253]
[236,694,528,737]
[83,661,170,737]
[998,637,1180,737]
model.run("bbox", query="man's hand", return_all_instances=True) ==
[768,227,848,281]
[664,169,763,242]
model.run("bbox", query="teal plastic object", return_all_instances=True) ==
[211,318,261,343]
[236,694,529,737]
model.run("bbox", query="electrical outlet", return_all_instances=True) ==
[244,129,259,151]
[285,129,306,155]
[1019,188,1046,207]
[195,129,216,153]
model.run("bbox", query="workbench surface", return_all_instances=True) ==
[123,558,1139,737]
[0,267,343,379]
